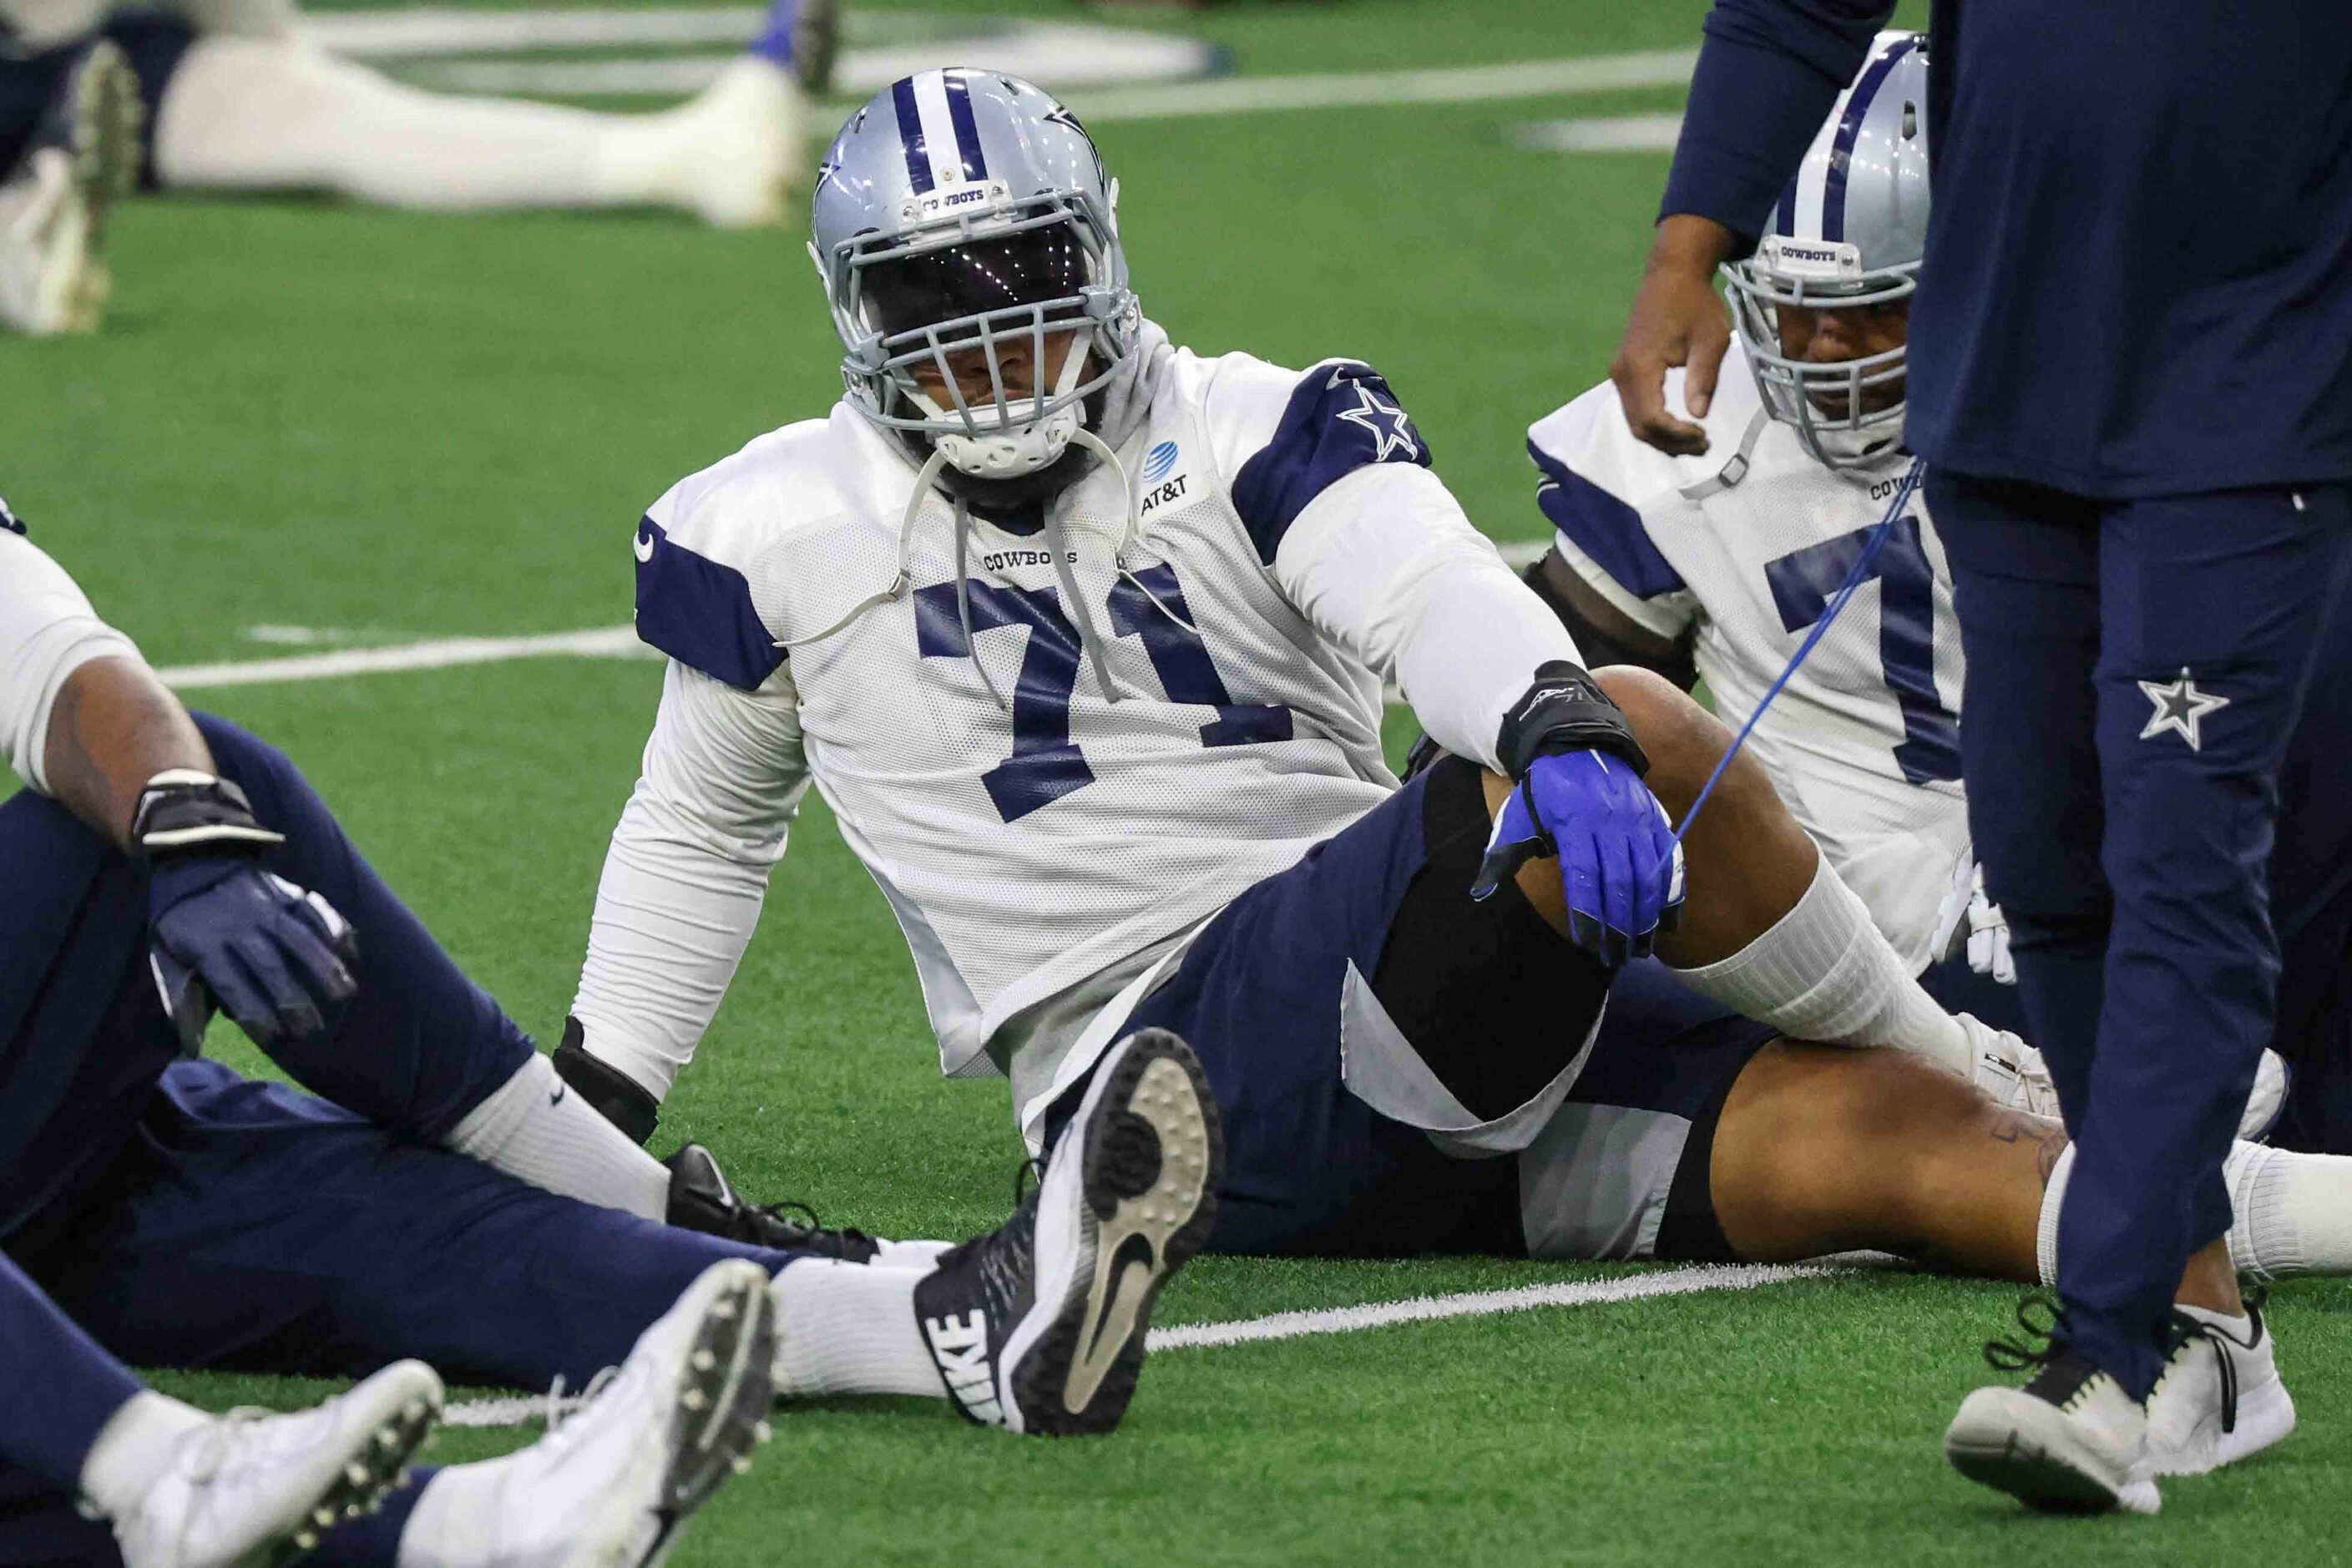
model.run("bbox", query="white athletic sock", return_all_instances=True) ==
[770,1259,943,1399]
[870,1238,955,1270]
[2225,1141,2352,1282]
[78,1392,210,1522]
[1670,856,1972,1075]
[445,1052,670,1222]
[153,41,801,225]
[2035,1143,2076,1287]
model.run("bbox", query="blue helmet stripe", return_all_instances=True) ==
[1773,177,1798,238]
[1821,35,1919,242]
[943,72,989,182]
[891,77,933,194]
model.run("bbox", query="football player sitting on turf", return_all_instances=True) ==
[0,504,1219,1565]
[551,71,2352,1479]
[1510,30,2326,1150]
[0,0,833,334]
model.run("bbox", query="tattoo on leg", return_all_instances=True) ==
[1984,1108,2069,1185]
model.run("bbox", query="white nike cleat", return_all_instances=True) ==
[0,38,141,336]
[422,1259,775,1568]
[106,1360,442,1568]
[666,57,803,229]
[2141,1302,2296,1477]
[1958,1014,2061,1120]
[2239,1050,2290,1144]
[1959,1015,2288,1142]
[1944,1300,2160,1515]
[913,1027,1222,1435]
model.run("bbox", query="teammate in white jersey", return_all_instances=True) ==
[1512,33,2309,1147]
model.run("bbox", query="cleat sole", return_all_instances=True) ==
[1010,1028,1222,1438]
[635,1262,778,1568]
[261,1363,443,1568]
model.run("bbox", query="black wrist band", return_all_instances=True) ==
[1494,661,1651,779]
[129,770,285,863]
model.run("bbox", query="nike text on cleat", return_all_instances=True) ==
[105,1360,442,1568]
[0,38,141,336]
[2141,1302,2296,1478]
[441,1258,776,1568]
[913,1027,1222,1436]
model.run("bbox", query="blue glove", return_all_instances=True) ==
[1470,750,1684,967]
[1469,663,1684,969]
[134,771,358,1051]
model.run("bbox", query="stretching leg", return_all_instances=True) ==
[1479,665,1979,1076]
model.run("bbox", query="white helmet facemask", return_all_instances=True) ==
[903,327,1095,480]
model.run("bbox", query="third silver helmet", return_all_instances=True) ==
[1724,31,1929,468]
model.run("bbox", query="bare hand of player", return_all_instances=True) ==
[1610,215,1737,458]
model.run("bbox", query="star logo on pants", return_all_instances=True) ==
[2137,667,2228,751]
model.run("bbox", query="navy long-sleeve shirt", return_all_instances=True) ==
[1662,0,2352,499]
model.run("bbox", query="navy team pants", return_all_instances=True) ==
[0,718,797,1568]
[1932,473,2352,1399]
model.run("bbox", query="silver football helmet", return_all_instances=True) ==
[810,69,1140,491]
[1724,30,1929,468]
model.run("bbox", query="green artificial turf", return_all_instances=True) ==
[8,1,2327,1560]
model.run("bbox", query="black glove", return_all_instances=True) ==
[135,771,357,1052]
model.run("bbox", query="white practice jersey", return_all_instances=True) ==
[574,328,1581,1127]
[1527,341,1967,971]
[0,499,140,792]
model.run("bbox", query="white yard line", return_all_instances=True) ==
[362,28,1694,116]
[154,544,1550,693]
[1067,49,1696,124]
[1514,112,1686,154]
[442,1259,1847,1428]
[1147,1260,1847,1351]
[158,625,650,690]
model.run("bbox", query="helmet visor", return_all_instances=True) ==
[859,224,1091,341]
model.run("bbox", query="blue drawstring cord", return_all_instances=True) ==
[1667,455,1926,847]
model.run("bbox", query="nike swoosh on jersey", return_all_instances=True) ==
[634,530,655,563]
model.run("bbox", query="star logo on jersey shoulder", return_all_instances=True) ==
[2137,666,2228,751]
[1336,382,1420,463]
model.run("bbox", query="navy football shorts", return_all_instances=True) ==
[1055,756,1779,1261]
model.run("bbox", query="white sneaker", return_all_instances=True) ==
[1958,1014,2061,1119]
[430,1259,776,1568]
[2142,1302,2296,1477]
[0,38,141,336]
[1960,1015,2288,1142]
[109,1361,443,1568]
[1945,1350,2161,1515]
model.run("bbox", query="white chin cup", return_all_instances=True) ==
[934,403,1082,479]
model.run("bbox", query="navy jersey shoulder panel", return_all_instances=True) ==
[1231,362,1434,564]
[1,493,23,535]
[1526,439,1686,600]
[631,517,787,691]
